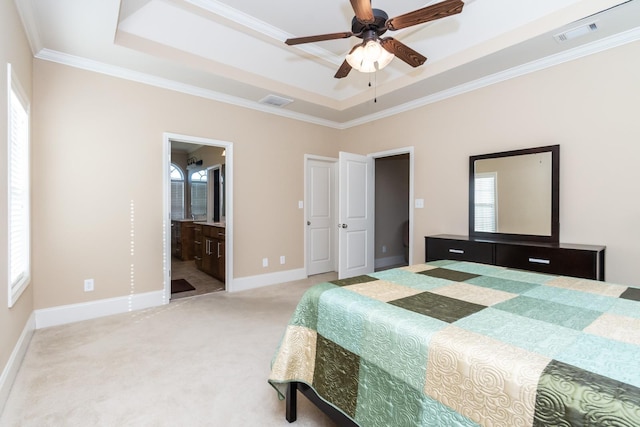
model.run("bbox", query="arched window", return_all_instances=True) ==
[190,169,207,218]
[170,164,185,219]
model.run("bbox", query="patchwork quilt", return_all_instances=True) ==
[268,260,640,427]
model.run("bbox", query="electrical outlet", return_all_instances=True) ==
[382,245,387,253]
[84,278,94,292]
[262,258,269,267]
[280,255,285,265]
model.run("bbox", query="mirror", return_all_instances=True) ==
[469,145,559,243]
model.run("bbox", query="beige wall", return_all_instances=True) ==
[0,0,34,391]
[342,40,640,286]
[32,59,340,309]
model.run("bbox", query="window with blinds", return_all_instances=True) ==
[474,173,497,233]
[190,170,207,217]
[170,164,185,220]
[7,64,31,307]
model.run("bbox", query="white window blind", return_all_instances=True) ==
[170,164,184,220]
[190,170,207,217]
[7,64,31,307]
[474,173,497,233]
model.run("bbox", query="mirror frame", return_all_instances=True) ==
[469,145,560,243]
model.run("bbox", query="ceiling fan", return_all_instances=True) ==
[285,0,464,78]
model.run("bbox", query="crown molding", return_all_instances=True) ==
[34,25,640,130]
[13,0,42,54]
[339,25,640,129]
[35,49,342,129]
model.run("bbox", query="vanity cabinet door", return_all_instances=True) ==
[181,223,195,261]
[196,225,225,282]
[214,227,226,282]
[171,221,182,259]
[202,236,216,276]
[194,224,203,269]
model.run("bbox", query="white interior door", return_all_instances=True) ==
[338,152,374,279]
[306,159,336,275]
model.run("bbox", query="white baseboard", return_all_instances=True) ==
[0,311,35,416]
[230,268,307,292]
[375,255,406,270]
[35,290,167,329]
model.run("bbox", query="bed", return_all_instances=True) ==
[268,260,640,426]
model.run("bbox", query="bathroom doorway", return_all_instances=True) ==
[163,133,234,300]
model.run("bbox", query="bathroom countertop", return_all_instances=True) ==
[194,221,226,228]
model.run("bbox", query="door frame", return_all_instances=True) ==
[163,132,234,299]
[371,146,415,266]
[303,147,414,276]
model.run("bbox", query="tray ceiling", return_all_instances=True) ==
[15,0,640,128]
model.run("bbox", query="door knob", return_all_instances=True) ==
[307,221,311,226]
[338,223,348,229]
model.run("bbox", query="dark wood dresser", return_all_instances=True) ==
[425,234,605,281]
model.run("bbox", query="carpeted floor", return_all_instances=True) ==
[0,273,339,426]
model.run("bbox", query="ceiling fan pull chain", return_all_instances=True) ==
[374,71,377,103]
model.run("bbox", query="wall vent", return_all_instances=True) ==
[259,94,294,107]
[554,22,598,43]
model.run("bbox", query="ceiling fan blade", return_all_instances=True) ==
[285,32,353,45]
[380,38,427,68]
[350,0,375,24]
[385,0,464,31]
[334,60,353,79]
[335,45,359,78]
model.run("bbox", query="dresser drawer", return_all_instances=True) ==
[426,237,494,264]
[495,244,600,280]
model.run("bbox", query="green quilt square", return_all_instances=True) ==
[331,275,379,287]
[620,287,640,301]
[418,267,479,283]
[355,359,427,426]
[313,334,360,419]
[494,296,602,330]
[466,275,539,294]
[389,292,486,323]
[534,360,640,426]
[289,282,338,330]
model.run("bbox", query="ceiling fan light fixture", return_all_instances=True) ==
[346,39,395,73]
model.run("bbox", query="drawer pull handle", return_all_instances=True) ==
[449,249,464,254]
[529,258,550,265]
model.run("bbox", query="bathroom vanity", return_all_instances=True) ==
[171,219,196,261]
[194,222,226,282]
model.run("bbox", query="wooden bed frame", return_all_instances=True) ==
[286,382,358,426]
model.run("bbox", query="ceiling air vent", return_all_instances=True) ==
[259,94,294,108]
[554,21,598,43]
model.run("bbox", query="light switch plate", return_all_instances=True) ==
[415,199,425,209]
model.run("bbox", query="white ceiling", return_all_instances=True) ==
[14,0,640,128]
